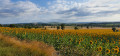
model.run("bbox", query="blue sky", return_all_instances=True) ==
[11,0,53,7]
[0,0,120,24]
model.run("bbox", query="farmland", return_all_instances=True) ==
[0,27,120,56]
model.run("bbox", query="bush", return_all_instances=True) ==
[61,24,65,30]
[57,26,60,30]
[86,26,89,29]
[9,24,16,28]
[74,26,78,30]
[0,24,2,27]
[112,27,116,32]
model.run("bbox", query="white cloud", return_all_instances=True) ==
[0,0,47,24]
[0,0,120,24]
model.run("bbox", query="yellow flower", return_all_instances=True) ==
[115,46,119,50]
[113,41,115,44]
[95,40,97,43]
[98,46,102,52]
[106,49,110,54]
[111,48,115,54]
[114,49,119,54]
[90,40,93,45]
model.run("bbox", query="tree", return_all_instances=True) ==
[10,24,16,28]
[112,27,116,32]
[0,24,2,27]
[74,26,78,30]
[86,26,89,29]
[80,25,83,28]
[57,26,60,30]
[61,24,65,30]
[35,26,39,29]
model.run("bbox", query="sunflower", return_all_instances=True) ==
[106,49,110,54]
[111,48,115,54]
[114,49,119,54]
[98,46,102,52]
[115,46,119,50]
[95,40,97,43]
[113,41,116,44]
[90,40,93,45]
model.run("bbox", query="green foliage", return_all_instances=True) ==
[74,26,78,30]
[61,24,65,30]
[57,26,60,30]
[112,27,116,32]
[0,24,2,27]
[28,26,32,29]
[86,26,89,29]
[35,26,39,29]
[9,24,16,28]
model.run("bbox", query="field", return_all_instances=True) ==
[0,27,120,56]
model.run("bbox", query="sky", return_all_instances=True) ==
[0,0,120,24]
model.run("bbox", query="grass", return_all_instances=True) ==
[0,34,56,56]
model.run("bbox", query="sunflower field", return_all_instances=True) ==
[0,27,119,56]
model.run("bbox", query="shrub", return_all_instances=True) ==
[74,26,78,30]
[112,27,116,32]
[0,24,2,27]
[57,26,60,30]
[86,26,89,29]
[9,24,16,28]
[61,24,65,30]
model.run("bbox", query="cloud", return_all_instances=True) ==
[0,0,120,24]
[47,0,120,22]
[0,0,47,24]
[0,0,43,18]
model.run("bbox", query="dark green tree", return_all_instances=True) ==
[28,26,32,29]
[57,26,60,30]
[74,26,78,30]
[35,26,39,29]
[112,27,116,32]
[0,24,2,27]
[10,24,16,28]
[61,24,65,30]
[86,26,89,29]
